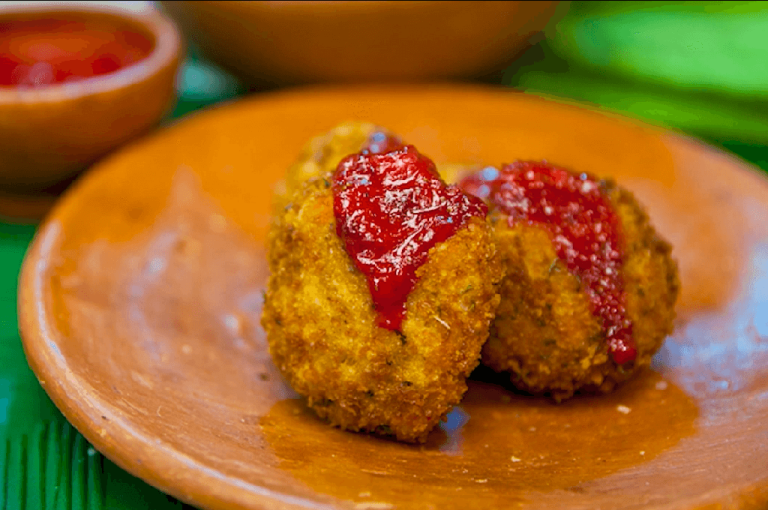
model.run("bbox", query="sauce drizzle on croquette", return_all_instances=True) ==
[460,161,636,365]
[333,145,487,331]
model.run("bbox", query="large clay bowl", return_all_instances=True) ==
[160,1,560,87]
[0,3,182,190]
[18,85,768,509]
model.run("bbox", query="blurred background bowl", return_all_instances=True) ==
[0,3,182,191]
[161,1,560,87]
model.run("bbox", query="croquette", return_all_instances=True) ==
[262,140,503,442]
[461,162,679,401]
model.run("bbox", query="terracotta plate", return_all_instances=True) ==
[19,85,768,510]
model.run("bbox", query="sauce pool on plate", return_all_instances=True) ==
[0,18,153,87]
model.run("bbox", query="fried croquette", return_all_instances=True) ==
[262,148,502,442]
[461,162,679,401]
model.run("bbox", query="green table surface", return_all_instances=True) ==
[2,2,768,508]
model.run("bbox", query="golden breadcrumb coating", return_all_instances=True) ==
[481,180,679,401]
[439,163,479,185]
[262,177,503,442]
[274,121,385,209]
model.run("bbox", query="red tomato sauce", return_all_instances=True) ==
[333,145,487,331]
[461,161,636,365]
[0,18,153,87]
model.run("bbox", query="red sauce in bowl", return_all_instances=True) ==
[0,18,153,87]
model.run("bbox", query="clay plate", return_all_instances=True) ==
[19,85,768,510]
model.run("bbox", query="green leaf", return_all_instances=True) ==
[508,66,768,145]
[0,421,195,510]
[550,1,768,98]
[503,38,768,147]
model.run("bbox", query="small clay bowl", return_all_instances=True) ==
[0,3,182,191]
[160,1,560,87]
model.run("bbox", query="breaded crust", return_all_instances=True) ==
[262,178,502,442]
[275,121,382,209]
[481,180,679,401]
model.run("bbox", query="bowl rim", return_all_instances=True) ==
[0,2,181,104]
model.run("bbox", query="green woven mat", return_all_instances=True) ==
[2,2,767,508]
